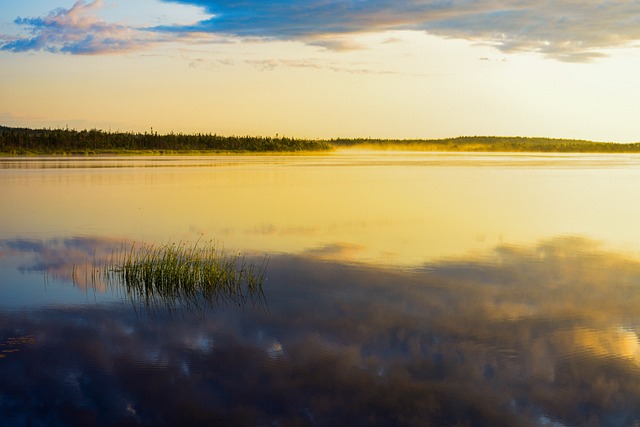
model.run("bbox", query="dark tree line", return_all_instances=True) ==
[3,126,640,154]
[0,126,332,154]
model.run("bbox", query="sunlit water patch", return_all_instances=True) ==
[4,152,640,267]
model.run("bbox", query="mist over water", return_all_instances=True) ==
[2,152,640,426]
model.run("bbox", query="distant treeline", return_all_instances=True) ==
[330,136,640,153]
[0,126,331,155]
[2,126,640,155]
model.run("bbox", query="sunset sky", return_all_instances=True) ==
[2,0,640,141]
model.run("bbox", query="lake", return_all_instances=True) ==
[2,151,640,426]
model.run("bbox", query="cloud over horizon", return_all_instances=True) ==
[3,0,640,61]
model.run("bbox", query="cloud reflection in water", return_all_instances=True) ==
[2,236,640,425]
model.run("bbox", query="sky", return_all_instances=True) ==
[1,0,640,141]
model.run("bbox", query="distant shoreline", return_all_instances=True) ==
[330,136,640,153]
[2,125,640,155]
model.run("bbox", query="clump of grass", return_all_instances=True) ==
[100,241,267,315]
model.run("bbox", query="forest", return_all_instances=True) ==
[2,125,640,154]
[0,126,331,154]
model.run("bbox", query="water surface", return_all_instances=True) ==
[2,152,640,426]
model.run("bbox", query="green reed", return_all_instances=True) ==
[99,241,267,314]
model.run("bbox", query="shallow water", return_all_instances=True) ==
[2,151,640,426]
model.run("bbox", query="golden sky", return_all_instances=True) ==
[2,0,640,141]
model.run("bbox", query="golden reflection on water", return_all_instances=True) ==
[0,152,640,425]
[555,326,640,365]
[3,153,640,426]
[3,152,640,267]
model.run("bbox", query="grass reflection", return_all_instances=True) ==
[77,241,268,315]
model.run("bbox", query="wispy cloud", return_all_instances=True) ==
[243,57,425,76]
[3,1,640,61]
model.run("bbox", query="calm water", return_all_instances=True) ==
[2,152,640,426]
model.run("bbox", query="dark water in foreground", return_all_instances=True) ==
[2,153,640,426]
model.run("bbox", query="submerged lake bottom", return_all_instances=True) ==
[2,153,640,426]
